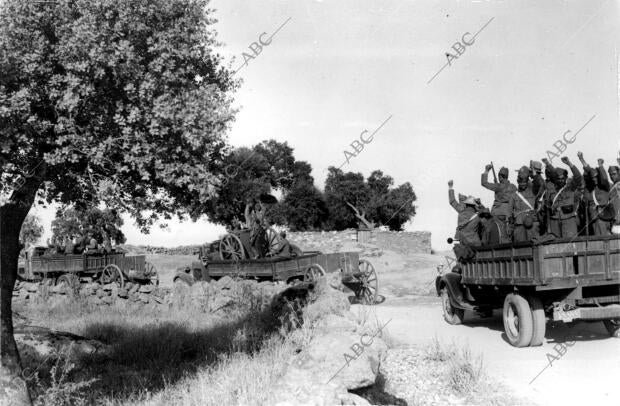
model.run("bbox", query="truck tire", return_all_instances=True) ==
[528,296,546,346]
[603,319,620,338]
[441,287,465,325]
[503,293,534,348]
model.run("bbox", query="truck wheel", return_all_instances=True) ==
[528,296,546,347]
[441,288,464,325]
[503,293,534,348]
[603,319,620,337]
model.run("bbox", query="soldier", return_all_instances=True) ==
[546,156,584,238]
[609,164,620,234]
[64,235,75,255]
[448,180,482,246]
[509,166,540,243]
[245,197,268,258]
[481,164,516,243]
[274,231,303,258]
[578,152,612,236]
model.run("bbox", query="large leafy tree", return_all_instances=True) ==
[277,182,328,231]
[18,214,43,249]
[0,1,236,402]
[323,167,370,230]
[51,207,126,245]
[203,140,301,226]
[323,168,417,231]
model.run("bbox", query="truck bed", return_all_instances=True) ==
[201,251,360,281]
[461,235,620,289]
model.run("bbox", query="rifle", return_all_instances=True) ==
[490,161,498,183]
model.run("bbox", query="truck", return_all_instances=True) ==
[436,235,620,347]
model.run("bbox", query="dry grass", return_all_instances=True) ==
[421,337,521,405]
[15,284,291,406]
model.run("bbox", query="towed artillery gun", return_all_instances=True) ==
[175,241,380,305]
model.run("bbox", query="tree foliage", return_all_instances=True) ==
[273,182,328,231]
[19,214,43,248]
[323,168,416,231]
[0,0,238,225]
[51,207,126,244]
[0,0,237,398]
[203,140,304,226]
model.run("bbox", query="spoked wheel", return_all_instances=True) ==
[603,318,620,338]
[441,287,464,325]
[145,262,159,286]
[264,227,282,257]
[304,263,326,283]
[503,293,534,347]
[56,274,80,296]
[99,264,125,289]
[358,259,378,305]
[219,233,246,261]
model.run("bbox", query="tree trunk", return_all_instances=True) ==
[0,202,35,406]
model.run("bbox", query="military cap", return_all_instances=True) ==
[555,168,568,177]
[530,161,542,172]
[517,165,530,180]
[463,196,477,205]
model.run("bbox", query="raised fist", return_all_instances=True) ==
[598,158,604,166]
[448,180,454,188]
[561,156,570,165]
[542,158,550,165]
[485,164,493,171]
[577,151,584,159]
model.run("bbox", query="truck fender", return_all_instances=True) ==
[436,272,467,310]
[173,270,195,286]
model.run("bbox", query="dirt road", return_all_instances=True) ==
[355,296,620,406]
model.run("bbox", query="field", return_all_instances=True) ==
[144,254,195,288]
[14,282,300,406]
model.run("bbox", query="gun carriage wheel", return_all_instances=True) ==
[145,261,159,285]
[100,264,125,289]
[219,233,245,261]
[357,259,378,305]
[264,227,282,257]
[304,263,326,283]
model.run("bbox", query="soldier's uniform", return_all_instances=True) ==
[449,189,482,246]
[547,165,584,238]
[509,170,540,243]
[481,168,516,243]
[608,166,620,234]
[583,166,612,236]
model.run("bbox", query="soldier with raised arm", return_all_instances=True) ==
[578,152,612,236]
[508,166,540,243]
[546,156,585,238]
[481,164,516,243]
[609,158,620,234]
[448,180,482,246]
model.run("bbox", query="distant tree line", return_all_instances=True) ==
[202,140,417,231]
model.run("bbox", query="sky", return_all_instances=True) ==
[33,0,620,250]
